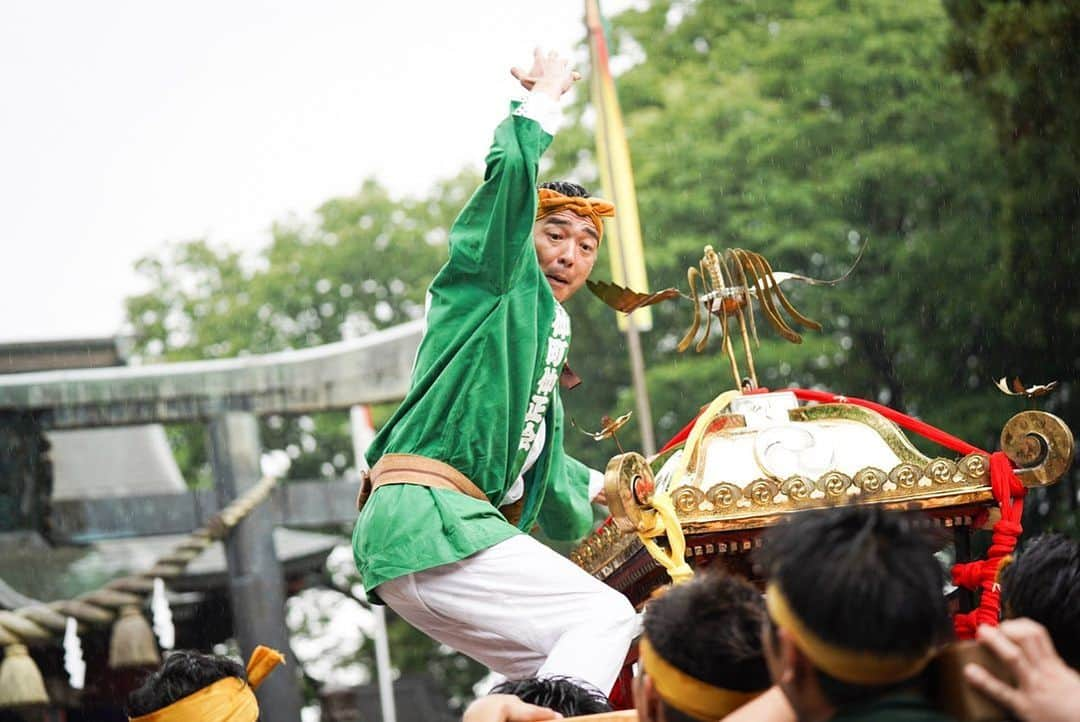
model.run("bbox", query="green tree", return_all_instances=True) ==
[943,0,1080,531]
[551,0,1029,473]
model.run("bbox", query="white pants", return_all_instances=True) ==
[376,534,640,693]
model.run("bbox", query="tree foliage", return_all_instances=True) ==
[943,0,1080,527]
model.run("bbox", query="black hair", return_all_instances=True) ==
[1001,533,1080,669]
[538,181,591,198]
[126,649,247,717]
[757,506,952,707]
[643,571,771,721]
[489,676,611,716]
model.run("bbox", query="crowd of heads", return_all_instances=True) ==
[126,505,1080,722]
[465,505,1080,722]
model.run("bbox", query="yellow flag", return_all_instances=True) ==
[586,0,652,330]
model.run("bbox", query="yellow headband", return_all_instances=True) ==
[536,188,616,242]
[638,637,761,721]
[129,645,285,722]
[765,582,934,686]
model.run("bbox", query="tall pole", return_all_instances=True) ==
[586,0,657,455]
[350,406,397,722]
[371,606,397,722]
[618,270,656,456]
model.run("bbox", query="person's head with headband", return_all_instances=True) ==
[757,506,952,720]
[634,572,771,722]
[533,181,615,303]
[126,645,284,722]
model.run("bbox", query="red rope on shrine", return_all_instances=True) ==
[651,386,1026,639]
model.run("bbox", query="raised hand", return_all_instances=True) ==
[511,48,581,100]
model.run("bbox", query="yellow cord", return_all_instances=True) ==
[639,489,694,584]
[638,390,744,586]
[670,389,742,489]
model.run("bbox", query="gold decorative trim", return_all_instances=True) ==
[573,453,991,577]
[788,404,931,467]
[1001,410,1075,487]
[661,452,989,521]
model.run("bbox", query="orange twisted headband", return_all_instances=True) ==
[536,188,616,242]
[128,646,285,722]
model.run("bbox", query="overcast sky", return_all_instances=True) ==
[0,0,634,342]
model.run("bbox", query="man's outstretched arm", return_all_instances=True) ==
[440,49,579,295]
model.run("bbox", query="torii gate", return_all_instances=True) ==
[0,320,424,722]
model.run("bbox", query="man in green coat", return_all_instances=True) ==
[351,49,638,694]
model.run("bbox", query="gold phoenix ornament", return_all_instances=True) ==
[588,244,864,388]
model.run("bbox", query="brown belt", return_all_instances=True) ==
[357,453,525,526]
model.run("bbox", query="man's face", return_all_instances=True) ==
[533,209,599,302]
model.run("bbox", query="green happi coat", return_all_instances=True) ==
[351,103,595,594]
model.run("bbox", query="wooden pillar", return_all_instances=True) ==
[208,411,302,722]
